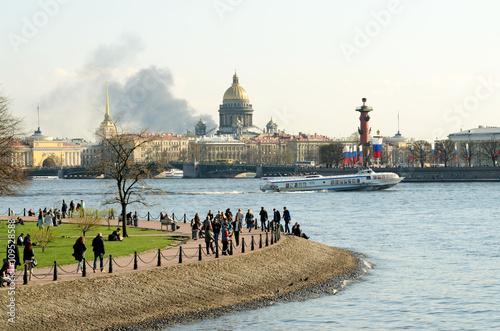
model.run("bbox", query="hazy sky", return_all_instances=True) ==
[2,0,500,142]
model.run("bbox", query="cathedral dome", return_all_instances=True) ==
[223,72,249,100]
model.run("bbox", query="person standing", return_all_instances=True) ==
[73,236,87,273]
[283,207,291,234]
[61,200,68,218]
[133,212,139,227]
[221,223,231,255]
[80,199,85,216]
[92,233,105,273]
[273,208,281,231]
[204,225,215,254]
[245,209,254,232]
[69,200,75,217]
[213,218,221,245]
[45,211,53,227]
[233,213,241,246]
[37,209,44,228]
[23,243,35,281]
[191,213,201,240]
[259,207,268,231]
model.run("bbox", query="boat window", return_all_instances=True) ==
[366,176,370,180]
[335,180,339,184]
[357,179,360,183]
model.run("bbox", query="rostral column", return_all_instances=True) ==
[356,98,373,167]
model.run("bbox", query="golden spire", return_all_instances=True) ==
[105,81,110,117]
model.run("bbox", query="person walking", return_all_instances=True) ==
[205,225,215,255]
[92,233,105,273]
[73,236,87,273]
[245,209,254,232]
[273,208,281,231]
[61,199,68,218]
[37,209,44,228]
[259,207,268,231]
[23,243,35,281]
[80,199,85,216]
[233,213,241,246]
[283,207,291,234]
[191,213,201,240]
[213,218,221,245]
[69,200,75,217]
[45,211,53,227]
[221,223,231,255]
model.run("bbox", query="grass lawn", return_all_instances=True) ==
[0,222,176,268]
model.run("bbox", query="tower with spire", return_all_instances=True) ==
[96,82,117,142]
[356,98,373,166]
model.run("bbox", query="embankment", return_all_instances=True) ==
[0,236,362,331]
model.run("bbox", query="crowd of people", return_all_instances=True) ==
[190,206,308,255]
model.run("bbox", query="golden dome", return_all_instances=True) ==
[223,72,249,100]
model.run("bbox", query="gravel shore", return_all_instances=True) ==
[0,236,365,331]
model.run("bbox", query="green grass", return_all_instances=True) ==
[0,222,176,268]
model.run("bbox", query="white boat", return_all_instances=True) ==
[28,175,59,180]
[260,168,404,192]
[165,169,183,178]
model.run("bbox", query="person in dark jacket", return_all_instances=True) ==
[73,236,87,273]
[283,207,291,234]
[23,243,35,281]
[259,207,268,231]
[273,208,281,231]
[92,233,105,273]
[0,259,12,287]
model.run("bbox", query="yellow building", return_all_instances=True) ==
[131,133,189,163]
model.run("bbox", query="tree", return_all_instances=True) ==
[74,208,105,237]
[0,91,28,195]
[96,130,164,237]
[413,140,431,168]
[33,226,56,253]
[319,143,344,167]
[459,142,478,167]
[435,139,455,166]
[481,139,500,167]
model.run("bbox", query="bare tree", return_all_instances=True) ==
[413,140,431,168]
[319,143,344,167]
[0,91,28,195]
[459,142,478,167]
[435,139,456,166]
[33,226,56,253]
[96,130,165,237]
[74,208,105,237]
[481,139,500,167]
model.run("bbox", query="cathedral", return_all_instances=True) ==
[217,72,257,135]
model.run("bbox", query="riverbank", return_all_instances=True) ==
[0,236,362,331]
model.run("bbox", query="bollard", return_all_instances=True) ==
[109,255,113,273]
[179,246,183,263]
[230,240,234,255]
[23,208,26,217]
[270,229,274,245]
[82,258,87,277]
[157,249,161,267]
[266,232,269,247]
[183,214,187,223]
[199,244,202,261]
[134,252,138,270]
[53,261,58,281]
[23,265,28,285]
[172,212,175,222]
[8,208,10,217]
[147,212,150,221]
[241,237,245,253]
[251,236,255,251]
[260,234,263,248]
[215,242,219,258]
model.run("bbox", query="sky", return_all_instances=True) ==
[2,0,500,142]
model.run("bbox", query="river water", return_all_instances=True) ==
[1,178,499,330]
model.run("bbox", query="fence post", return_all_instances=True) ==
[215,242,219,258]
[265,232,269,247]
[53,261,58,281]
[172,212,175,221]
[157,249,161,267]
[23,265,28,285]
[184,214,187,223]
[82,258,87,277]
[229,240,233,255]
[134,252,138,270]
[179,246,183,263]
[8,208,10,217]
[198,244,202,261]
[23,208,26,217]
[270,228,274,245]
[109,255,113,274]
[260,234,263,248]
[241,237,245,253]
[147,212,150,221]
[251,236,255,251]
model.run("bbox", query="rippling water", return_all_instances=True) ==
[2,178,499,330]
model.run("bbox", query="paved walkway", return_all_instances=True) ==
[1,215,283,287]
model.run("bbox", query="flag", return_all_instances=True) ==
[342,146,347,165]
[372,137,383,159]
[432,143,435,163]
[410,145,414,163]
[353,145,357,163]
[359,145,363,164]
[466,143,469,163]
[455,143,458,163]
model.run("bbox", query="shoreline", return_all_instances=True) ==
[0,236,366,331]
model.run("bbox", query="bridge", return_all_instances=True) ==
[170,162,298,178]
